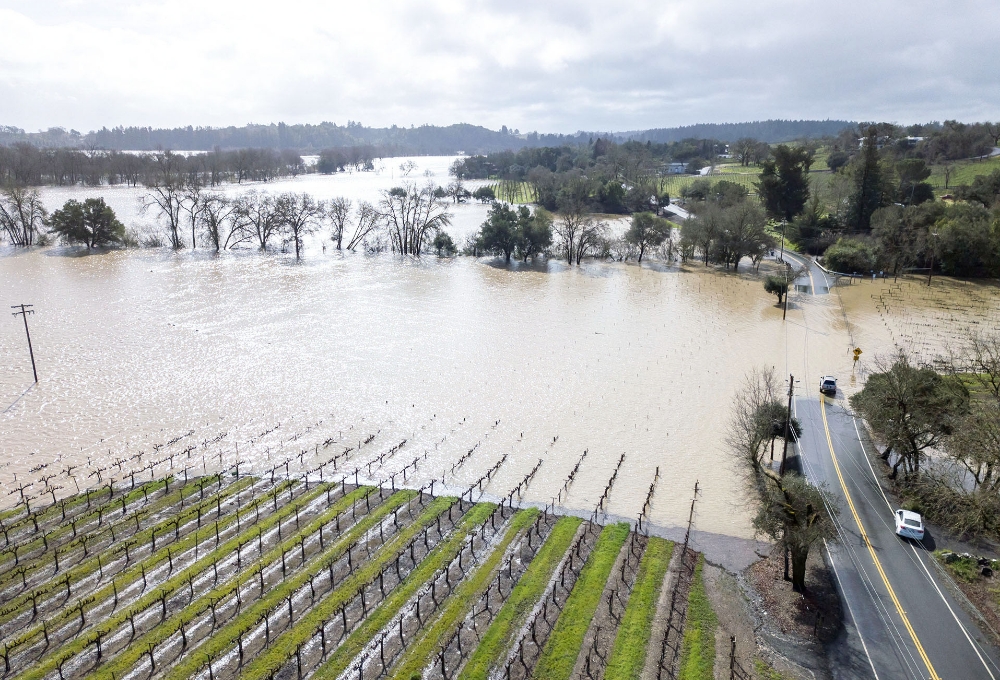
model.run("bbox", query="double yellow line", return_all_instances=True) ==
[820,396,941,680]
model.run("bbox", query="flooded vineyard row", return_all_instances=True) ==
[0,460,705,680]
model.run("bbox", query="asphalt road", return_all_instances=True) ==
[780,251,1000,679]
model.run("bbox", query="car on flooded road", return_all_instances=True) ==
[819,376,837,396]
[895,509,925,540]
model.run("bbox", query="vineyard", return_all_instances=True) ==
[0,434,719,680]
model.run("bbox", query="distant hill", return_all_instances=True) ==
[616,120,857,144]
[0,119,856,153]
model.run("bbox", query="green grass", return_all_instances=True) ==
[533,522,631,680]
[488,181,537,204]
[755,658,793,679]
[604,537,674,680]
[0,477,170,544]
[4,478,284,656]
[248,496,470,680]
[0,474,249,629]
[389,508,539,679]
[23,483,368,680]
[457,515,581,680]
[935,550,985,584]
[120,486,399,680]
[0,476,184,582]
[927,155,1000,192]
[678,556,717,680]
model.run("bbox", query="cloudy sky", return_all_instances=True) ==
[1,0,998,134]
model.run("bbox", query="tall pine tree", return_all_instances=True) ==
[848,126,888,231]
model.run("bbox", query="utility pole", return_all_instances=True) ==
[11,304,38,383]
[927,231,938,286]
[782,263,790,320]
[779,219,787,263]
[779,374,794,476]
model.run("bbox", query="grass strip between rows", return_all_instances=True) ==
[5,478,281,654]
[158,489,423,680]
[0,477,171,554]
[308,500,491,680]
[0,474,241,629]
[604,537,674,680]
[86,483,371,680]
[0,477,185,586]
[389,508,538,680]
[18,480,342,680]
[458,515,582,680]
[533,522,631,680]
[677,556,717,680]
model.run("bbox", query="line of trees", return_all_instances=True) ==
[727,367,834,592]
[0,145,390,189]
[679,191,775,272]
[819,182,1000,278]
[450,138,722,214]
[851,339,1000,539]
[0,180,455,258]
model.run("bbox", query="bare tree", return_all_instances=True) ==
[199,194,242,252]
[181,182,205,249]
[553,208,583,264]
[346,201,380,251]
[234,191,282,251]
[140,152,186,249]
[0,186,46,246]
[379,184,452,256]
[277,192,323,259]
[572,218,607,264]
[326,197,352,250]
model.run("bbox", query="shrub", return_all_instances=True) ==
[822,237,876,274]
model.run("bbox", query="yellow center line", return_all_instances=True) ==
[820,396,941,680]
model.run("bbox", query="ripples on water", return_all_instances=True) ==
[2,243,812,539]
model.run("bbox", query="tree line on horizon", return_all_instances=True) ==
[0,119,860,153]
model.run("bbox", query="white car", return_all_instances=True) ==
[895,509,925,540]
[820,376,837,396]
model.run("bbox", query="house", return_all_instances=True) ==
[665,162,687,175]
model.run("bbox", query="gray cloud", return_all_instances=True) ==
[1,0,998,133]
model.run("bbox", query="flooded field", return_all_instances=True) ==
[4,171,997,554]
[2,247,811,545]
[33,156,496,244]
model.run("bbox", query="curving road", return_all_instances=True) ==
[779,251,1000,679]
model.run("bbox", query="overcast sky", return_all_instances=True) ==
[1,0,998,134]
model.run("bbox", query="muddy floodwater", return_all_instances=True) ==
[0,249,805,542]
[3,175,997,560]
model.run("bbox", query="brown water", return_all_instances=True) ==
[5,236,992,543]
[0,246,805,536]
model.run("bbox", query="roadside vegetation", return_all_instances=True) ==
[851,332,1000,541]
[726,367,836,592]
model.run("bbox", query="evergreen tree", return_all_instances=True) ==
[478,202,520,262]
[848,126,888,231]
[48,198,125,248]
[755,145,812,221]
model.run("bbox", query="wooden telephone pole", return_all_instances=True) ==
[779,374,794,476]
[11,304,38,383]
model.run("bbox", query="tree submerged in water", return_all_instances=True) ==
[48,197,125,248]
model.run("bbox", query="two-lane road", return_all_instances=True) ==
[796,393,1000,679]
[774,250,1000,678]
